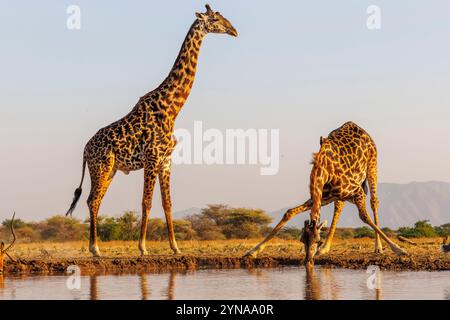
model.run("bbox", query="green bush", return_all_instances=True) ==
[117,211,140,240]
[434,223,450,237]
[147,218,167,241]
[353,226,375,238]
[397,220,437,238]
[173,219,197,240]
[277,227,302,240]
[334,228,354,239]
[97,216,121,241]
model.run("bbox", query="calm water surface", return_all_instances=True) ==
[0,267,449,300]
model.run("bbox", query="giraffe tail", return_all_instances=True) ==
[362,179,368,195]
[66,158,87,217]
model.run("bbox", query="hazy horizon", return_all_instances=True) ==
[1,1,450,222]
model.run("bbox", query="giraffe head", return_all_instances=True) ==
[300,219,327,267]
[196,4,238,37]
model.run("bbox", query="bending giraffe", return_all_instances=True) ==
[244,121,407,265]
[66,4,238,257]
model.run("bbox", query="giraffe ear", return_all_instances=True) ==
[196,12,207,21]
[318,220,328,230]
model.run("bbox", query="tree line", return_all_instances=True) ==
[0,204,448,242]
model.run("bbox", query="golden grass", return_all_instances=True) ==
[9,237,445,260]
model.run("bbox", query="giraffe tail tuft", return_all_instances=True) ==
[362,179,368,195]
[66,159,87,216]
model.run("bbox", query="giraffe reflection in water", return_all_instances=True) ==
[303,266,382,300]
[87,272,177,300]
[139,272,177,300]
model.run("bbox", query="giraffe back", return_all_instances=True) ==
[311,121,377,199]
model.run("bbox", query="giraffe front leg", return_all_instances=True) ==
[317,200,344,255]
[159,157,180,254]
[139,166,158,256]
[243,199,313,258]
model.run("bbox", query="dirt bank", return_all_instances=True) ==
[3,252,449,275]
[2,238,448,275]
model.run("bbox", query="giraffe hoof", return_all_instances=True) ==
[173,248,181,255]
[317,247,330,256]
[243,250,257,258]
[140,251,149,256]
[394,247,408,256]
[90,247,101,258]
[374,247,384,254]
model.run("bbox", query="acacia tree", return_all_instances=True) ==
[40,216,88,241]
[97,216,121,241]
[186,214,225,240]
[118,211,140,240]
[147,218,166,241]
[193,205,272,239]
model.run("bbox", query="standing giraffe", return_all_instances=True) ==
[66,4,238,257]
[244,121,407,265]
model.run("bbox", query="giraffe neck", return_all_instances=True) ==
[157,20,206,119]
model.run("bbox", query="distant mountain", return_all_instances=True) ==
[173,207,202,219]
[267,181,450,229]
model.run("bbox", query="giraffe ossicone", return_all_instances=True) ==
[65,4,237,257]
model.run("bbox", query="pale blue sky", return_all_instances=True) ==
[1,1,450,221]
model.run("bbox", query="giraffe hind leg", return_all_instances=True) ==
[159,157,180,254]
[353,189,407,256]
[86,158,116,257]
[367,156,383,253]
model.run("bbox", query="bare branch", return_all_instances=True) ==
[4,212,16,253]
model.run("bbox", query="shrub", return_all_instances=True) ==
[186,214,225,240]
[397,220,437,238]
[97,216,121,241]
[39,215,87,241]
[207,206,272,239]
[147,218,167,241]
[353,226,375,238]
[173,219,197,240]
[117,211,140,240]
[434,223,450,237]
[277,227,302,240]
[381,227,396,237]
[334,228,354,239]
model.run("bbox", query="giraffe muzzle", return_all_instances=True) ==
[227,26,238,37]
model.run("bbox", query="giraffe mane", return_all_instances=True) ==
[310,152,319,165]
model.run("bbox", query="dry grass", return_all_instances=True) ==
[9,237,446,260]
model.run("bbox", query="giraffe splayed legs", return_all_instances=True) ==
[244,122,407,265]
